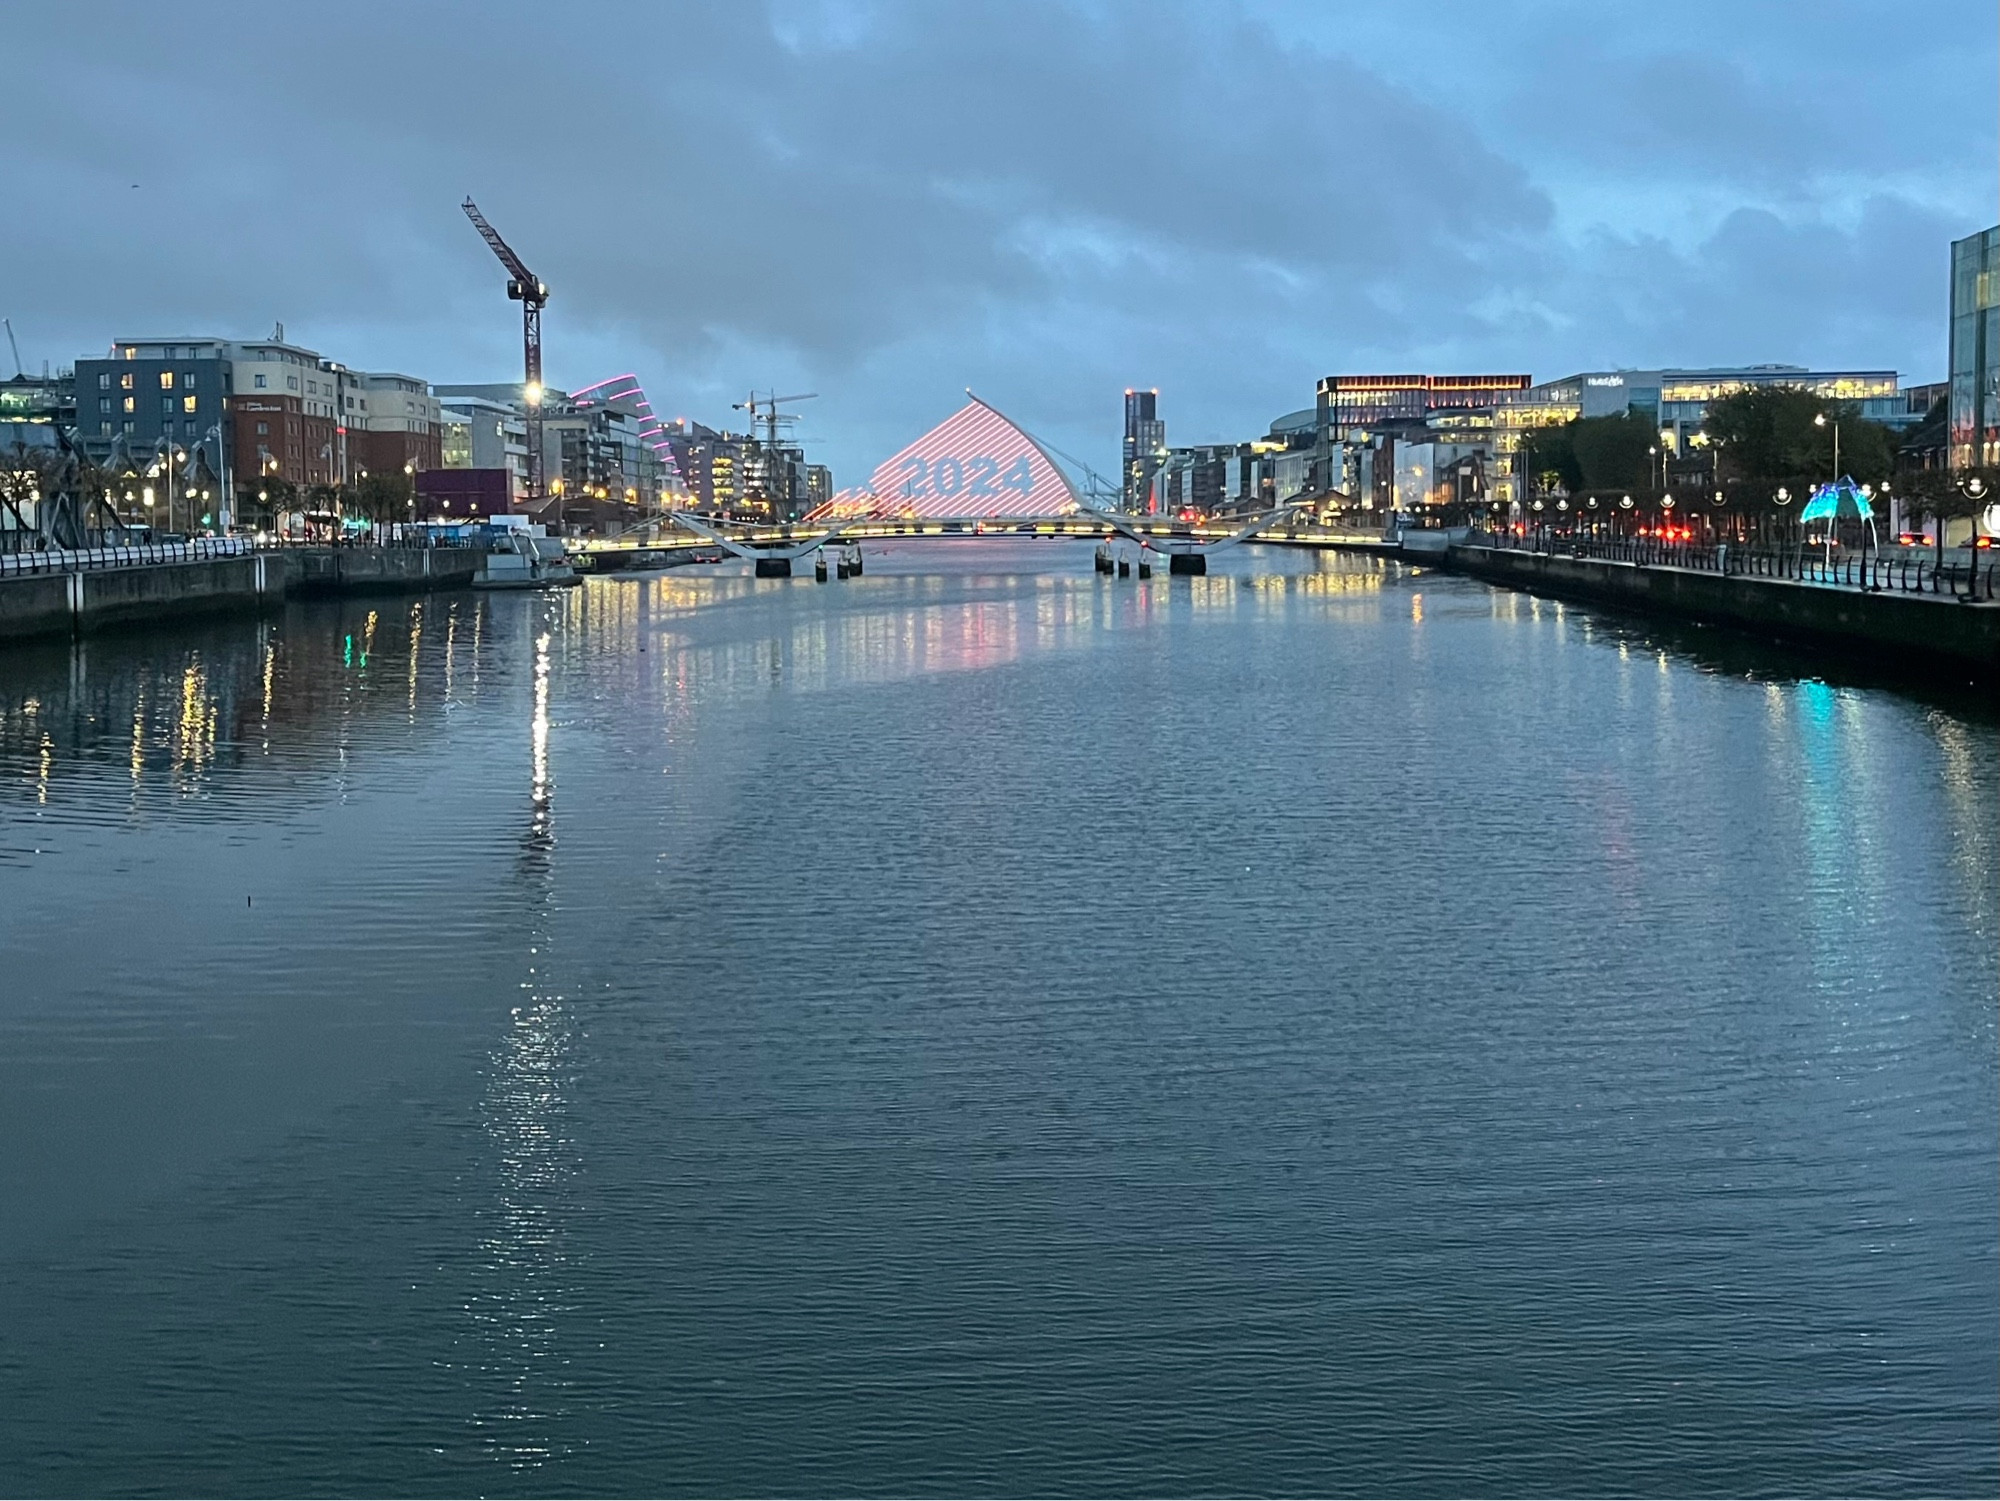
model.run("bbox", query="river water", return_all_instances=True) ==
[0,541,1994,1497]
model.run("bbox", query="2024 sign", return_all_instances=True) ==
[894,453,1036,500]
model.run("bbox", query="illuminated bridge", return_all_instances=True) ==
[579,394,1383,574]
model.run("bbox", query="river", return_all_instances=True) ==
[1,540,1994,1496]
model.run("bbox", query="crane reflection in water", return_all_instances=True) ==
[466,619,579,1471]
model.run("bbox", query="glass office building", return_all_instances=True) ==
[1949,226,1999,468]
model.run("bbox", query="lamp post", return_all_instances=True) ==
[1814,411,1840,479]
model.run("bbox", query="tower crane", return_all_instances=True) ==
[732,391,817,518]
[461,198,550,499]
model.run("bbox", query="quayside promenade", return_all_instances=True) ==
[0,536,485,642]
[1439,530,2000,682]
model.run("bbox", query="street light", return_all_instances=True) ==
[1814,411,1841,478]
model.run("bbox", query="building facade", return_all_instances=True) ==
[439,394,529,501]
[1491,364,1911,507]
[78,334,443,525]
[1950,226,2000,468]
[1122,389,1166,512]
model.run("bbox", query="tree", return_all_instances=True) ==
[251,476,298,527]
[1569,411,1657,491]
[349,472,415,524]
[1705,385,1893,485]
[1518,422,1580,494]
[1898,468,1996,569]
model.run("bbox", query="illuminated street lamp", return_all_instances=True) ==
[1814,411,1840,479]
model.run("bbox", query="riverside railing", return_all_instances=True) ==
[0,531,479,578]
[1464,529,1999,603]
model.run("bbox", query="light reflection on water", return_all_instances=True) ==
[0,539,1993,1497]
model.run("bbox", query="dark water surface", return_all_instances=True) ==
[1,541,1994,1497]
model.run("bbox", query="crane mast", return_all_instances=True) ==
[461,198,549,503]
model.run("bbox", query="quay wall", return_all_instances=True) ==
[1443,544,2000,678]
[0,547,487,643]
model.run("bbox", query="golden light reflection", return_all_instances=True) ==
[129,686,146,792]
[174,660,217,781]
[260,640,275,739]
[407,601,424,719]
[36,732,52,805]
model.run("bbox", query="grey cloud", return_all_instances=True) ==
[0,0,1988,482]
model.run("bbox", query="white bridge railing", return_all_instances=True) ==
[0,537,251,577]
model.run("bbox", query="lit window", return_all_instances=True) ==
[160,371,174,390]
[120,372,134,391]
[122,347,135,360]
[183,395,197,413]
[122,396,134,413]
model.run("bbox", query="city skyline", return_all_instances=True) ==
[2,0,1993,482]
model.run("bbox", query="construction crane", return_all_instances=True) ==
[732,391,817,518]
[461,198,550,499]
[3,319,22,379]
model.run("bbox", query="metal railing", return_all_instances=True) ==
[0,536,249,577]
[1465,529,1999,602]
[0,530,481,578]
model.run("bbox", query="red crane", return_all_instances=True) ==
[461,197,549,501]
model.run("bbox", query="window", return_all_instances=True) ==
[287,376,298,390]
[182,371,194,389]
[122,420,134,434]
[100,421,112,437]
[99,397,111,414]
[307,380,316,394]
[183,395,197,413]
[97,373,110,390]
[162,396,174,414]
[122,347,136,360]
[122,396,134,413]
[256,421,269,436]
[120,372,134,391]
[184,420,200,438]
[253,373,267,389]
[160,371,174,390]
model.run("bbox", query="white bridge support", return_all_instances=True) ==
[671,512,859,577]
[1077,503,1299,575]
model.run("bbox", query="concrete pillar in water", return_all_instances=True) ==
[755,557,792,578]
[1169,553,1207,575]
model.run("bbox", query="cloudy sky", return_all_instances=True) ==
[6,1,1994,482]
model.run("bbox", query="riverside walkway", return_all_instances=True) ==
[1443,530,2000,680]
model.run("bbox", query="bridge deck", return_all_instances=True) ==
[579,520,1393,553]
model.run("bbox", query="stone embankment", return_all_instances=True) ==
[0,546,484,643]
[1441,543,2000,680]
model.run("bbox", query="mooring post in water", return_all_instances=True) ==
[815,553,829,583]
